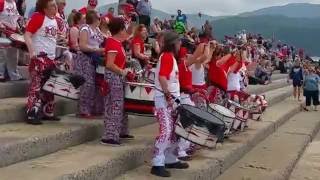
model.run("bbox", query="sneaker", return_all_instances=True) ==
[150,166,171,177]
[178,156,192,161]
[42,116,61,121]
[100,139,121,146]
[26,108,42,125]
[165,161,189,169]
[120,134,134,139]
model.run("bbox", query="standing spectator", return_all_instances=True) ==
[79,0,98,15]
[136,0,152,29]
[303,66,319,111]
[168,15,175,29]
[176,9,187,26]
[288,60,303,101]
[202,20,213,40]
[150,17,161,36]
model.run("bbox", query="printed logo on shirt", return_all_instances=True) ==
[45,25,57,37]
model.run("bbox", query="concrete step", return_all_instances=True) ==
[17,66,29,80]
[0,114,154,168]
[248,78,288,95]
[216,111,320,180]
[289,126,320,180]
[0,86,293,180]
[114,95,300,180]
[272,73,288,81]
[0,97,77,124]
[0,80,29,99]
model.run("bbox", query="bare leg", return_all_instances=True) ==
[297,87,301,101]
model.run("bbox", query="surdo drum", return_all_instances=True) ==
[124,82,154,114]
[42,72,84,100]
[175,104,226,148]
[208,103,236,135]
[0,37,12,48]
[226,99,251,131]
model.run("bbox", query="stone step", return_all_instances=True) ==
[0,97,77,124]
[216,111,320,180]
[272,73,288,81]
[0,86,293,180]
[17,66,29,80]
[0,114,154,169]
[0,80,29,99]
[289,126,320,180]
[247,78,288,95]
[114,95,300,180]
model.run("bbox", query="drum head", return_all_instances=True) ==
[209,104,235,118]
[179,104,225,126]
[0,38,12,46]
[10,34,25,42]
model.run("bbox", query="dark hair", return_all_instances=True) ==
[36,0,54,13]
[73,12,83,25]
[86,10,99,25]
[162,32,180,58]
[16,0,25,16]
[108,17,126,35]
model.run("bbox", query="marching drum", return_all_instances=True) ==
[226,99,251,131]
[42,72,83,100]
[0,37,12,48]
[175,104,226,148]
[9,33,25,47]
[208,103,236,135]
[56,45,68,59]
[124,82,154,114]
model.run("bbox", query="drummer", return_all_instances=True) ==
[0,0,23,81]
[73,10,104,118]
[131,24,150,68]
[69,12,85,52]
[24,0,59,125]
[101,17,133,146]
[151,31,189,178]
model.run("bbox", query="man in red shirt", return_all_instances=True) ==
[79,0,97,15]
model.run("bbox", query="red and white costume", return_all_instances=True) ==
[152,52,180,167]
[0,0,22,81]
[26,12,58,117]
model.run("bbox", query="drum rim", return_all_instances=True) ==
[227,99,251,111]
[209,103,236,118]
[179,104,226,126]
[125,81,155,87]
[0,37,12,45]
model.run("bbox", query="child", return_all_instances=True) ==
[303,66,319,111]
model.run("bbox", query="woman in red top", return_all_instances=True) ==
[131,24,150,67]
[101,17,133,146]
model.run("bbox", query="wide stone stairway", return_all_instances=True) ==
[1,69,318,180]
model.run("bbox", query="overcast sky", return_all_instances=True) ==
[26,0,320,16]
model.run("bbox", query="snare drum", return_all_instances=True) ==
[127,58,143,74]
[124,82,154,114]
[9,33,25,46]
[175,104,226,148]
[208,104,236,135]
[226,99,251,131]
[0,37,12,48]
[42,73,82,100]
[144,67,155,84]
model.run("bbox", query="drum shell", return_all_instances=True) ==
[124,82,154,114]
[208,104,235,135]
[176,105,226,148]
[42,74,80,100]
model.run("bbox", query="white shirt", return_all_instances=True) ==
[80,25,104,49]
[0,0,19,30]
[227,72,241,91]
[190,64,206,86]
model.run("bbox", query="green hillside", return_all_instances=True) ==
[212,15,320,56]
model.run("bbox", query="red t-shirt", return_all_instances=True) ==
[178,59,192,91]
[209,55,238,91]
[159,52,174,80]
[131,36,144,58]
[105,37,126,69]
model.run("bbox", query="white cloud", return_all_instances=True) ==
[26,0,320,16]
